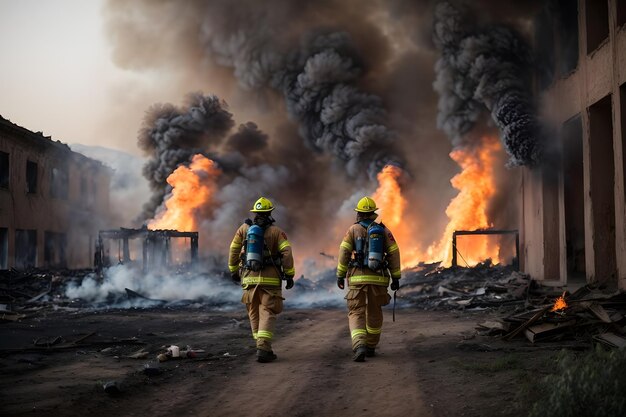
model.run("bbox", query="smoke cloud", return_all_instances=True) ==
[65,263,345,310]
[100,0,543,283]
[204,24,403,177]
[433,1,542,166]
[138,93,235,219]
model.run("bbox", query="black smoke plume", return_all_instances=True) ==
[433,1,542,166]
[138,93,234,219]
[203,21,402,178]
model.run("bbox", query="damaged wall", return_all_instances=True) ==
[0,115,112,269]
[528,0,626,290]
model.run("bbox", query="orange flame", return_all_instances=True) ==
[148,154,220,232]
[551,295,568,312]
[427,136,502,266]
[370,137,504,268]
[373,165,406,230]
[372,165,423,268]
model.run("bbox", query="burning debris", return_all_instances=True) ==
[500,287,626,347]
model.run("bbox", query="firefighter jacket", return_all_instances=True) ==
[228,223,295,289]
[336,222,401,288]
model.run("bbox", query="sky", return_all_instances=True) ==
[0,0,158,155]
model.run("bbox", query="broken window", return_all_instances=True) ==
[618,0,626,29]
[0,227,8,269]
[534,4,555,90]
[557,0,579,76]
[15,229,37,269]
[585,0,609,54]
[0,151,9,189]
[44,231,67,268]
[588,95,616,284]
[562,115,585,279]
[50,165,68,199]
[26,160,37,194]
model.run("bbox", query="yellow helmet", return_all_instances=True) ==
[355,196,378,213]
[250,197,274,213]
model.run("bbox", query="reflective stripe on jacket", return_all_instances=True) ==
[336,222,401,288]
[228,223,295,288]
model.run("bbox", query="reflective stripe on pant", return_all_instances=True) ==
[345,284,391,351]
[242,286,284,351]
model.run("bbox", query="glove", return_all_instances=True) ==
[231,271,240,285]
[285,276,294,290]
[337,278,345,290]
[390,278,400,291]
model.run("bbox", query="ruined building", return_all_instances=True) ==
[524,0,626,290]
[0,116,111,269]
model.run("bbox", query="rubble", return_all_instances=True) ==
[399,260,530,310]
[0,268,93,313]
[398,260,626,349]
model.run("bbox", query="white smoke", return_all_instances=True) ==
[65,264,240,308]
[64,263,354,310]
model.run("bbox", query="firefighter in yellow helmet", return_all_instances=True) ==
[336,196,401,361]
[228,197,295,363]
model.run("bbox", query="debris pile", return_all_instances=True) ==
[0,268,93,320]
[399,260,531,310]
[488,286,626,348]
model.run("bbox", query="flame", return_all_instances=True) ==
[148,154,221,232]
[373,165,406,230]
[551,295,568,312]
[426,136,502,266]
[372,165,424,268]
[370,136,503,268]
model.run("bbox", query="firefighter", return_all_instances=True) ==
[228,197,295,363]
[336,196,401,362]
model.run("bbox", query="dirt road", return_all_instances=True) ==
[199,310,432,417]
[0,307,553,417]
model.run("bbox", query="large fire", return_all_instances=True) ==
[426,136,502,266]
[373,136,503,268]
[148,154,220,232]
[372,165,421,268]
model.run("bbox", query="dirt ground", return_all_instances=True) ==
[0,306,561,417]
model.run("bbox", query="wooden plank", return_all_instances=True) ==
[593,333,626,348]
[503,305,552,340]
[524,320,577,343]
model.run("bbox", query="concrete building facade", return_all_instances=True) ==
[0,116,111,270]
[523,0,626,290]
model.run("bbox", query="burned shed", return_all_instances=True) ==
[520,0,626,291]
[0,115,112,270]
[95,227,198,272]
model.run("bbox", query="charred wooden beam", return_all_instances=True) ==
[451,229,520,269]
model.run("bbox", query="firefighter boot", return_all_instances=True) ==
[257,349,277,363]
[366,346,376,357]
[353,345,367,362]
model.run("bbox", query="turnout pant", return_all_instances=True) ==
[242,286,284,352]
[345,284,391,351]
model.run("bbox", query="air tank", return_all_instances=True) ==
[245,225,264,271]
[367,223,385,271]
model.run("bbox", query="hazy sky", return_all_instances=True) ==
[0,0,162,155]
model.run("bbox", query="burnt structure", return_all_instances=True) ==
[0,116,111,270]
[523,0,626,290]
[451,229,520,270]
[95,227,198,272]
